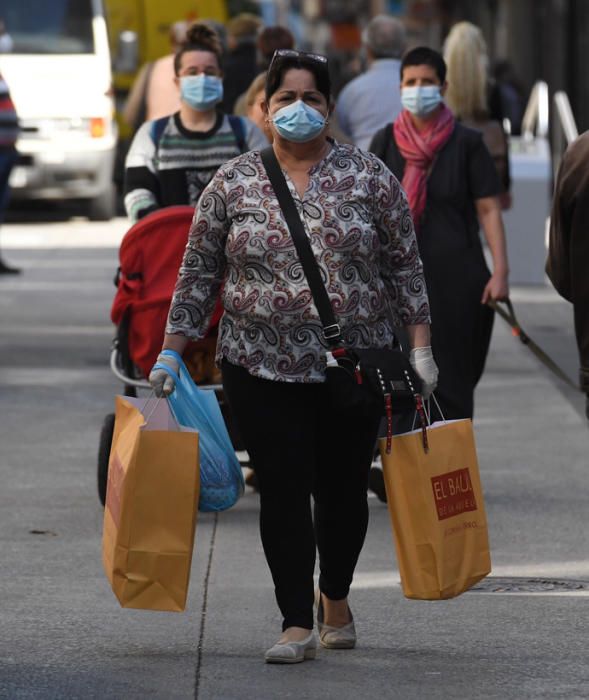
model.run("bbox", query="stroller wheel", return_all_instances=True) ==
[97,413,115,506]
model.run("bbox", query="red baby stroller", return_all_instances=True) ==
[97,206,243,505]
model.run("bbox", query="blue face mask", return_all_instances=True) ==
[272,100,327,143]
[180,75,223,111]
[401,86,442,117]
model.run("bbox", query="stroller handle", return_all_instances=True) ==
[110,348,151,389]
[109,348,223,392]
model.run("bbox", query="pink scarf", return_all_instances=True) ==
[393,105,455,231]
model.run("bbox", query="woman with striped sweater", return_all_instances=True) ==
[124,23,267,223]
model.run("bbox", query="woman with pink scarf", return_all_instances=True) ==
[370,46,509,426]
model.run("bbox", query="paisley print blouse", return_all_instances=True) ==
[166,142,430,383]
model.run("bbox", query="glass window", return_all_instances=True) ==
[1,0,95,54]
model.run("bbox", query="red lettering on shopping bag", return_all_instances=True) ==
[106,453,125,529]
[431,468,477,521]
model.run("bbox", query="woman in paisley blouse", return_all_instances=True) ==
[150,50,438,664]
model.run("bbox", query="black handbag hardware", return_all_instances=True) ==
[260,146,427,453]
[323,323,342,342]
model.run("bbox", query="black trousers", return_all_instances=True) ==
[222,360,381,631]
[0,148,17,224]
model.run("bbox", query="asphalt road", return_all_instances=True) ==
[1,216,588,700]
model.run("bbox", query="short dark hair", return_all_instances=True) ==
[174,22,223,76]
[257,26,295,68]
[400,46,447,84]
[265,50,331,103]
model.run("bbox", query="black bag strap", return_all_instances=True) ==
[260,146,342,346]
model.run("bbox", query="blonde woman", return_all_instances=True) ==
[444,21,490,121]
[245,72,271,141]
[443,21,511,208]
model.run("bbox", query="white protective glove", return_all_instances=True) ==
[409,346,439,400]
[148,352,180,397]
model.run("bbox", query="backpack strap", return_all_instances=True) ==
[228,115,247,154]
[149,116,169,148]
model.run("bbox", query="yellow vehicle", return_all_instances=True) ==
[104,0,228,144]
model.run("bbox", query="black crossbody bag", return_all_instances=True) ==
[260,147,427,453]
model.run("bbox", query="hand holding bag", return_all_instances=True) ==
[260,146,426,451]
[154,350,244,512]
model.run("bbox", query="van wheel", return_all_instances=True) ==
[88,184,116,221]
[98,413,115,506]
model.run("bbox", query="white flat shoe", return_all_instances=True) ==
[316,591,357,649]
[264,632,317,664]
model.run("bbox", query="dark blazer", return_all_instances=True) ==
[546,131,589,393]
[221,44,258,114]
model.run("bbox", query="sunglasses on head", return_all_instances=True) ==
[270,49,328,68]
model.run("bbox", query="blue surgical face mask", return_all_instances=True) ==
[272,100,327,143]
[401,85,442,117]
[180,74,223,111]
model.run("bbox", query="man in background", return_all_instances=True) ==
[221,13,263,114]
[335,15,406,151]
[546,133,589,420]
[232,25,295,117]
[257,25,295,70]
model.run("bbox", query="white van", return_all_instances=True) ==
[0,0,117,220]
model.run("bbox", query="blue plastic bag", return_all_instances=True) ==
[153,350,244,512]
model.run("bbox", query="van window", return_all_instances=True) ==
[1,0,95,54]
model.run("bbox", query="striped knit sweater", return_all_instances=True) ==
[124,111,268,223]
[0,73,19,148]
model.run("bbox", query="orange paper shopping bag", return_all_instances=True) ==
[381,419,491,600]
[102,396,199,612]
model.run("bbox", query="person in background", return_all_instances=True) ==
[203,20,227,52]
[123,21,188,132]
[233,26,295,117]
[492,59,525,136]
[546,132,589,420]
[257,25,295,70]
[124,22,267,223]
[150,49,436,663]
[335,15,406,151]
[369,47,509,429]
[221,13,263,114]
[244,71,272,142]
[443,21,511,208]
[0,18,14,53]
[0,71,20,274]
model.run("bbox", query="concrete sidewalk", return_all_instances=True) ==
[1,259,588,698]
[192,287,589,699]
[189,307,587,700]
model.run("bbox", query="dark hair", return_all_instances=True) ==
[400,46,447,84]
[265,51,331,103]
[257,27,295,67]
[174,22,223,75]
